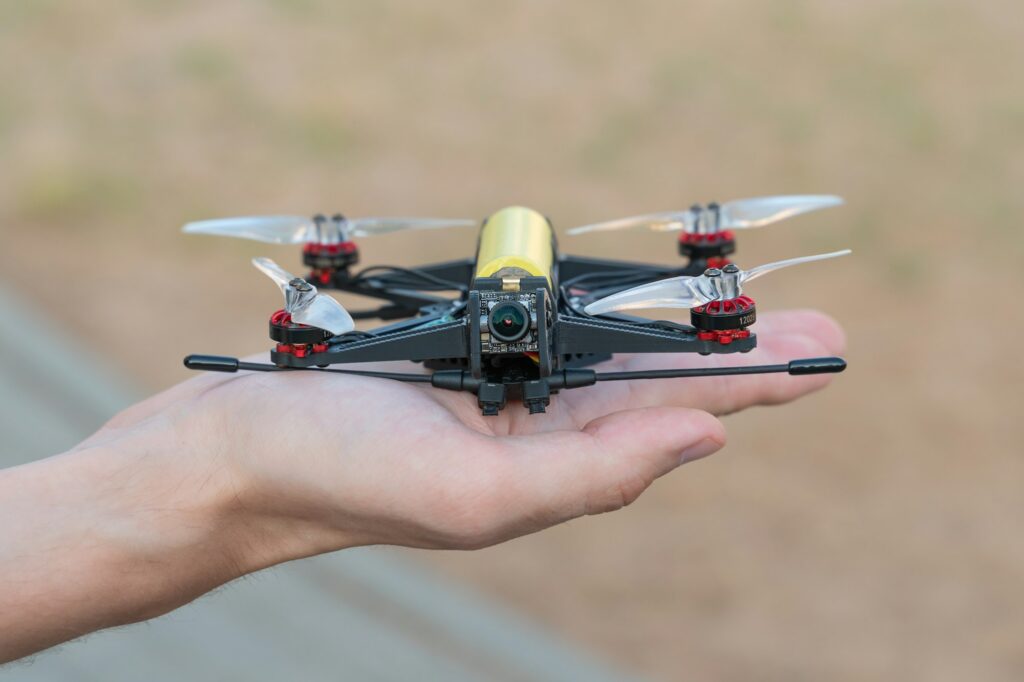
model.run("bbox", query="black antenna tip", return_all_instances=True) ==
[184,355,240,373]
[788,357,847,375]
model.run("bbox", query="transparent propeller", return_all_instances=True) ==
[583,249,851,315]
[184,214,477,244]
[567,195,844,236]
[252,257,355,335]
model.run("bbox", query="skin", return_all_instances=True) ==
[0,309,843,663]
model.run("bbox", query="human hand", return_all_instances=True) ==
[99,308,845,558]
[1,309,842,661]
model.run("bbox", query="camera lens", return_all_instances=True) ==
[487,301,531,343]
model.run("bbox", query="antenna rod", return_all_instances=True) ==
[183,355,432,382]
[184,354,846,391]
[594,357,846,382]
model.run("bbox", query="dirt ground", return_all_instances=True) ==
[2,2,1023,680]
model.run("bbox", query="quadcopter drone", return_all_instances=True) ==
[183,196,849,415]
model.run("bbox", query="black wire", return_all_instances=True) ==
[352,265,466,292]
[561,267,677,291]
[560,267,678,317]
[561,270,676,295]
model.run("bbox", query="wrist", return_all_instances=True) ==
[58,426,256,620]
[41,414,332,618]
[85,409,349,584]
[0,421,249,659]
[0,402,353,662]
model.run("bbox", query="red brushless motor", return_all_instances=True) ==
[302,213,361,285]
[678,230,736,263]
[677,203,736,264]
[303,241,359,285]
[269,309,330,357]
[689,264,756,345]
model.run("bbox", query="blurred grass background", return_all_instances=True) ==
[1,1,1022,680]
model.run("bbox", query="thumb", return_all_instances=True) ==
[499,407,726,530]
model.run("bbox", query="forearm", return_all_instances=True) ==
[0,417,328,662]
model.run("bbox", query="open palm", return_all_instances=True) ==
[99,309,843,555]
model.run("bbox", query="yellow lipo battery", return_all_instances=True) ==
[474,206,554,285]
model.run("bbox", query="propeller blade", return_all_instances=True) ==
[252,256,298,294]
[348,217,478,236]
[183,216,315,244]
[583,275,716,315]
[251,257,354,336]
[290,293,355,336]
[584,249,851,316]
[740,249,851,284]
[719,195,843,229]
[566,211,691,236]
[567,195,843,236]
[184,215,475,242]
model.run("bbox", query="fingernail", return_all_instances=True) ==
[679,438,724,465]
